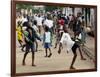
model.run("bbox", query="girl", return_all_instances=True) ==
[43,26,52,57]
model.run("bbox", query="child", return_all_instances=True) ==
[16,21,23,47]
[32,20,39,52]
[37,15,43,34]
[43,26,52,57]
[58,28,80,69]
[74,31,86,60]
[22,26,41,66]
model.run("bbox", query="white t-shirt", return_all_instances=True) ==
[76,17,82,25]
[44,32,51,43]
[60,32,75,51]
[32,25,39,32]
[37,17,43,26]
[34,15,38,21]
[69,15,72,21]
[43,19,53,28]
[75,33,82,41]
[22,17,28,24]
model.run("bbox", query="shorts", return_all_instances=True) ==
[44,43,51,48]
[26,44,35,52]
[71,43,79,54]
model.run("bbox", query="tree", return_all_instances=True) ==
[16,4,34,10]
[45,6,58,12]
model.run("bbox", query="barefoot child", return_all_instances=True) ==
[58,28,80,69]
[74,31,86,60]
[43,26,52,57]
[22,26,41,66]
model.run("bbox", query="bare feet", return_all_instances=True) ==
[22,62,25,66]
[54,46,57,49]
[48,53,52,57]
[70,66,76,69]
[66,51,69,53]
[32,64,36,66]
[81,58,86,60]
[44,55,48,57]
[58,50,61,54]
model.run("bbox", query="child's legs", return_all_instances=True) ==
[54,37,59,48]
[49,48,51,54]
[21,44,26,51]
[38,26,41,34]
[23,51,28,64]
[35,40,38,51]
[45,48,48,56]
[44,43,48,56]
[18,40,23,47]
[70,44,78,69]
[78,46,86,60]
[23,44,30,65]
[32,51,35,66]
[47,43,51,53]
[48,48,52,57]
[30,44,35,66]
[22,44,30,65]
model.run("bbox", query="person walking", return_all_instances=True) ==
[22,26,41,66]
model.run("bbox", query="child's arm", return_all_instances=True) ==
[42,33,45,45]
[50,32,52,44]
[35,32,41,41]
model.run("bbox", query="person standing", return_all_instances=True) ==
[37,14,43,34]
[43,15,54,45]
[43,26,52,57]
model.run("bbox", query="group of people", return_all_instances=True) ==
[16,9,87,69]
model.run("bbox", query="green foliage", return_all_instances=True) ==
[16,4,33,10]
[45,6,58,12]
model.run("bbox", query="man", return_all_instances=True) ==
[22,26,41,66]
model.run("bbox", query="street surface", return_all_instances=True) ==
[16,28,95,73]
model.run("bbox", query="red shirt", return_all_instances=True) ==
[58,19,65,26]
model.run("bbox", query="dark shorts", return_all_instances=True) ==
[26,44,35,52]
[44,43,51,48]
[71,43,79,54]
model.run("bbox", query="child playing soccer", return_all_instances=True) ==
[58,28,82,69]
